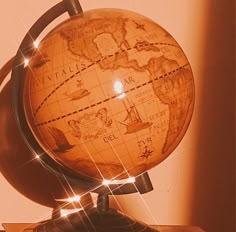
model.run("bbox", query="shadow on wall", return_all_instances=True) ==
[190,0,235,231]
[0,75,92,211]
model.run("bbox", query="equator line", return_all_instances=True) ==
[35,63,189,127]
[33,42,179,117]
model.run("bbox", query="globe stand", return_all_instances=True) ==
[38,172,158,231]
[34,188,158,232]
[10,0,158,231]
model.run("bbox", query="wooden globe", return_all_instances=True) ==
[22,8,194,181]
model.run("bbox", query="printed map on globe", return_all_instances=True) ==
[23,8,194,181]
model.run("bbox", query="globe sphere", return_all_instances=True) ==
[23,8,194,181]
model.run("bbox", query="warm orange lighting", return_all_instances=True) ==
[55,195,81,203]
[24,58,29,67]
[117,92,126,99]
[102,179,111,186]
[35,155,40,159]
[113,80,126,99]
[33,40,39,48]
[61,208,82,217]
[127,177,136,183]
[102,177,136,186]
[68,195,81,203]
[60,210,68,218]
[113,80,124,94]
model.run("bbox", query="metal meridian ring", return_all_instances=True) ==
[10,1,99,190]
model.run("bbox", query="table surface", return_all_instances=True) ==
[1,223,205,232]
[152,225,205,231]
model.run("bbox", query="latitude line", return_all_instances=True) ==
[35,63,189,127]
[33,42,179,117]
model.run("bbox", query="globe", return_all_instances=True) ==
[22,8,194,181]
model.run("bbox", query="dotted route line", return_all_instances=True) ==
[33,42,179,117]
[35,63,189,127]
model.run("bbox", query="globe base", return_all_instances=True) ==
[35,208,158,232]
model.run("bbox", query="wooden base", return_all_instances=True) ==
[15,208,157,232]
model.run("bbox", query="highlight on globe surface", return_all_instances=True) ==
[22,8,194,181]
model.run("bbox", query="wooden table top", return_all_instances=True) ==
[1,223,205,232]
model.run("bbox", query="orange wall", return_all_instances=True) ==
[0,1,234,232]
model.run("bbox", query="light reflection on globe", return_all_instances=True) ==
[23,8,194,181]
